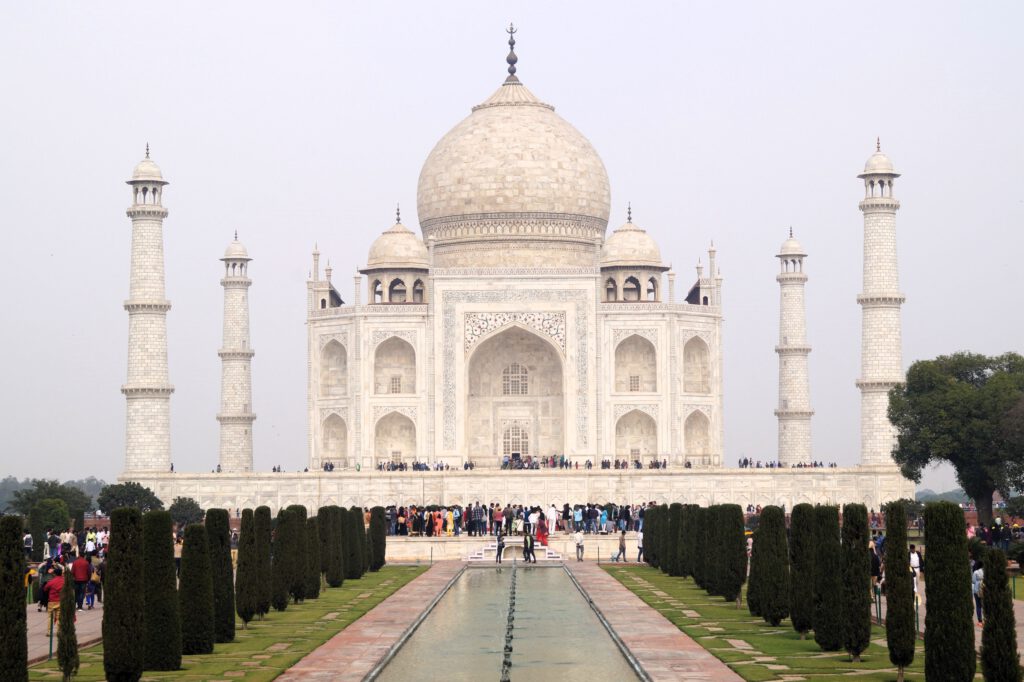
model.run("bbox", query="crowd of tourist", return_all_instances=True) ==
[22,527,109,636]
[737,458,838,469]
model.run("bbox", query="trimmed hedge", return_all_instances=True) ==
[324,506,344,587]
[666,503,683,577]
[271,509,294,611]
[680,504,698,579]
[235,509,258,627]
[142,510,181,670]
[305,517,321,600]
[692,506,709,590]
[179,524,214,655]
[789,503,815,639]
[981,548,1021,681]
[205,509,235,643]
[0,515,28,682]
[103,507,145,681]
[345,507,364,579]
[644,504,660,569]
[718,504,747,604]
[57,566,79,681]
[752,506,790,626]
[369,506,387,571]
[813,505,843,651]
[286,506,309,602]
[841,503,871,661]
[254,506,272,618]
[884,501,915,678]
[923,501,975,680]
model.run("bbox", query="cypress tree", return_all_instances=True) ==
[645,505,659,569]
[325,506,344,587]
[363,526,371,573]
[755,506,790,626]
[679,504,697,579]
[719,504,747,605]
[841,503,871,661]
[666,503,683,577]
[57,568,79,682]
[813,505,843,651]
[179,524,215,655]
[0,515,28,682]
[142,510,181,670]
[981,548,1021,681]
[305,517,321,599]
[270,509,293,612]
[345,507,364,579]
[254,506,272,618]
[205,509,235,643]
[692,507,708,589]
[103,507,145,682]
[317,506,331,577]
[747,523,763,618]
[369,506,387,571]
[789,503,816,639]
[350,507,369,575]
[923,501,975,681]
[286,505,309,601]
[235,509,258,628]
[884,501,915,681]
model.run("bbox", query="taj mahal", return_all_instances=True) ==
[119,31,913,512]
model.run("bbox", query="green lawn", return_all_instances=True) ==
[604,565,928,681]
[30,566,425,681]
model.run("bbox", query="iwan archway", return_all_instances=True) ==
[465,326,564,467]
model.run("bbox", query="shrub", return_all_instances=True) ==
[680,504,698,579]
[692,507,708,589]
[142,510,181,670]
[981,548,1021,681]
[305,517,321,600]
[205,509,235,643]
[179,524,215,655]
[666,503,683,577]
[789,503,815,639]
[752,506,790,626]
[645,505,660,569]
[746,523,763,618]
[369,506,387,571]
[345,507,364,579]
[923,501,975,680]
[324,506,344,587]
[718,504,747,604]
[884,501,915,681]
[57,568,79,681]
[286,505,309,602]
[103,507,145,681]
[254,506,272,618]
[841,503,871,661]
[235,509,257,628]
[317,507,331,576]
[270,509,293,611]
[0,515,28,682]
[813,505,843,651]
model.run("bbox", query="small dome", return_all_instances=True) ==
[366,222,429,270]
[130,156,166,183]
[601,219,663,268]
[858,149,900,178]
[223,236,250,260]
[778,234,805,257]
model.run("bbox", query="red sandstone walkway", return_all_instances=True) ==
[566,562,742,681]
[276,561,464,681]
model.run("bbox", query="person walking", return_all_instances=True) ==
[523,533,537,563]
[636,529,644,563]
[43,564,65,637]
[23,529,33,560]
[972,559,984,626]
[574,529,584,561]
[612,530,626,562]
[495,529,505,564]
[71,553,91,610]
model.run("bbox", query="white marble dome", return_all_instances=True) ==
[366,221,429,270]
[860,150,898,177]
[416,79,611,230]
[130,156,166,183]
[601,219,663,268]
[778,234,805,257]
[223,237,250,260]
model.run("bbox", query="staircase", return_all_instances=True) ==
[465,536,563,562]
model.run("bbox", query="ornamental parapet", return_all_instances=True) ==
[218,349,255,359]
[124,300,172,312]
[775,344,812,355]
[774,409,815,418]
[855,378,901,391]
[599,302,721,315]
[776,272,808,283]
[121,385,175,397]
[858,198,900,211]
[420,211,607,244]
[220,277,252,287]
[126,205,169,219]
[217,413,256,423]
[856,293,906,306]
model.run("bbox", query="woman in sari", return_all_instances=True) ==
[446,508,454,536]
[434,510,443,536]
[536,513,549,546]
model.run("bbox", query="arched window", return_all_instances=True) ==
[322,414,347,461]
[502,363,529,395]
[614,335,657,392]
[389,279,407,303]
[503,423,529,456]
[623,276,641,301]
[374,337,416,394]
[683,337,711,393]
[412,280,425,303]
[320,340,347,396]
[647,277,658,301]
[372,280,383,304]
[605,278,618,302]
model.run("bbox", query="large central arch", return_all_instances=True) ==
[466,325,564,466]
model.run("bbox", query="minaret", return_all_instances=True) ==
[122,146,174,472]
[218,233,256,472]
[775,229,813,466]
[856,140,904,466]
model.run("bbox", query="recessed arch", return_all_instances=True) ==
[412,279,425,303]
[623,276,641,301]
[372,280,383,304]
[683,336,711,393]
[389,279,407,303]
[684,410,710,461]
[615,409,657,457]
[647,277,658,301]
[605,278,618,302]
[614,334,656,392]
[320,340,347,397]
[375,337,415,394]
[374,411,416,463]
[322,413,347,462]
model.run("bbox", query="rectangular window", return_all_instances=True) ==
[390,376,402,394]
[629,375,640,392]
[630,448,640,457]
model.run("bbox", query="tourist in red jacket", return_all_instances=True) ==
[71,555,91,610]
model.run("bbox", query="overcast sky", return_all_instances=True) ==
[2,2,1021,493]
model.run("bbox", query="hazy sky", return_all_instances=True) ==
[2,3,1021,493]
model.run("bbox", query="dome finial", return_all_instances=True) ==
[145,142,150,159]
[505,23,519,82]
[396,203,401,224]
[234,229,238,241]
[627,202,632,223]
[789,226,793,238]
[876,136,881,152]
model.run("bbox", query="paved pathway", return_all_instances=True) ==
[566,562,742,681]
[276,561,464,681]
[25,599,104,664]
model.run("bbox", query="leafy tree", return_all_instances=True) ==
[103,508,145,681]
[9,480,92,522]
[205,509,235,643]
[235,509,257,628]
[286,506,309,601]
[271,509,294,611]
[96,482,163,514]
[29,498,70,561]
[718,504,747,605]
[57,568,79,681]
[813,505,844,651]
[369,506,387,571]
[168,497,204,529]
[789,503,815,639]
[923,501,975,680]
[305,517,321,600]
[841,504,871,661]
[884,501,915,682]
[142,511,181,670]
[981,548,1021,681]
[0,515,28,682]
[254,506,272,618]
[752,506,790,626]
[179,524,215,655]
[889,352,1024,526]
[666,503,683,577]
[325,506,344,587]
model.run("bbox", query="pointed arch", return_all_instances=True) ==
[622,276,641,301]
[614,334,656,392]
[684,410,710,461]
[374,411,416,463]
[372,280,384,304]
[412,279,425,303]
[322,413,347,462]
[683,336,711,393]
[615,409,657,457]
[388,278,407,303]
[320,340,347,396]
[647,277,658,301]
[375,336,415,394]
[605,278,618,302]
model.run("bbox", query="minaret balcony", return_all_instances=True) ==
[217,413,256,423]
[856,293,906,306]
[855,378,900,391]
[125,205,169,219]
[121,385,175,397]
[775,344,812,355]
[124,300,172,313]
[220,277,253,287]
[858,198,900,211]
[218,349,256,360]
[773,409,814,418]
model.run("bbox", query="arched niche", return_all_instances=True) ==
[322,413,347,462]
[683,336,710,393]
[615,409,657,457]
[375,412,416,463]
[374,337,415,394]
[684,411,710,461]
[320,340,347,396]
[614,334,656,392]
